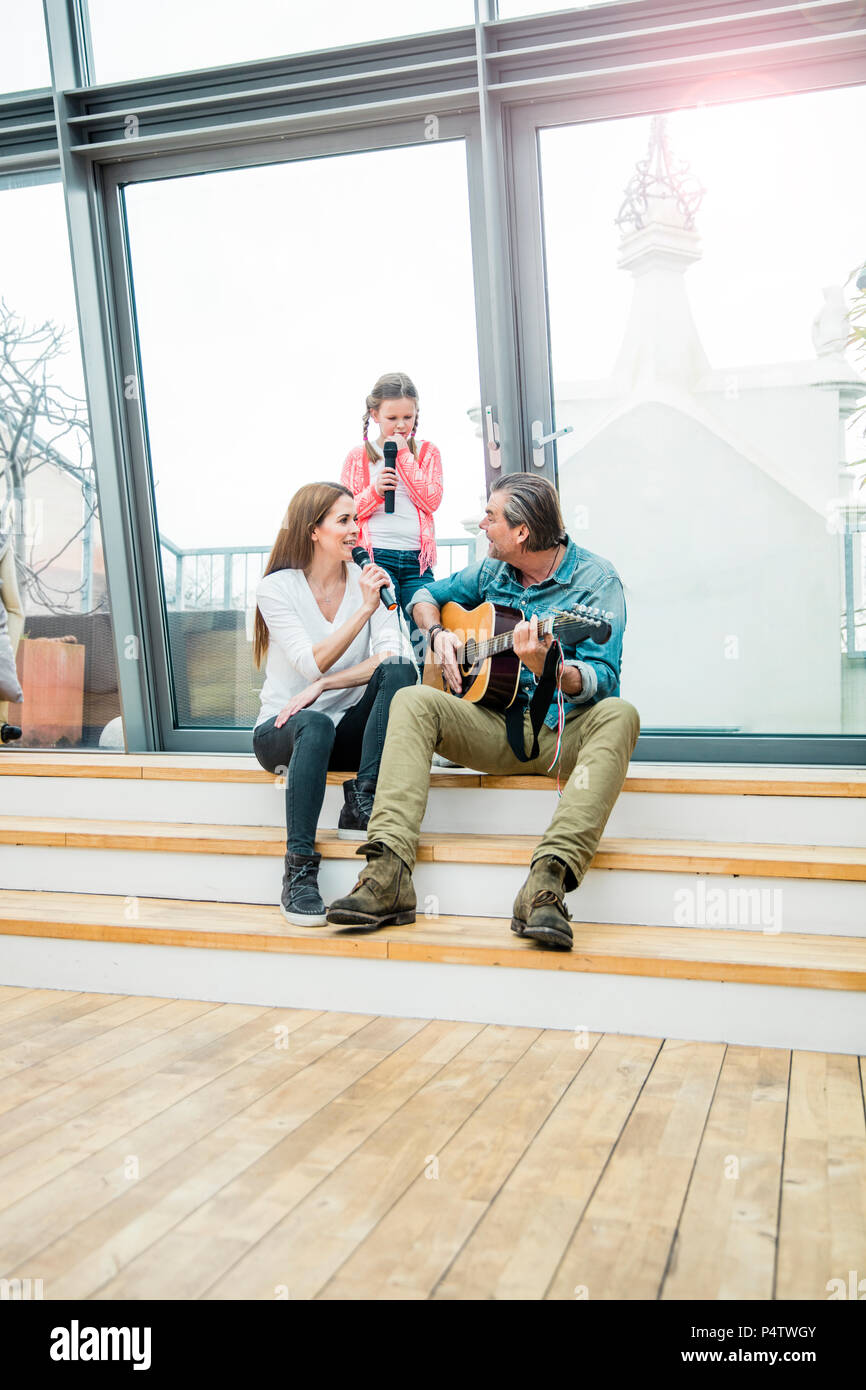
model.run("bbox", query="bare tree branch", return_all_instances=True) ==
[0,300,100,616]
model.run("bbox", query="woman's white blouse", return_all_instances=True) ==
[254,564,404,729]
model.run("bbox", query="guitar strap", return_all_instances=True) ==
[504,643,563,764]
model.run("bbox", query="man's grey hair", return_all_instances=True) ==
[490,473,567,553]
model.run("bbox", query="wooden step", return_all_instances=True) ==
[1,751,864,797]
[2,816,864,881]
[1,889,864,991]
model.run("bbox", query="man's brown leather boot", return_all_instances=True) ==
[510,855,573,950]
[325,840,416,930]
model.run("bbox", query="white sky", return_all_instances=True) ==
[88,0,475,84]
[1,8,864,558]
[0,0,51,91]
[542,85,866,379]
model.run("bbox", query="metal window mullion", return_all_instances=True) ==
[502,100,556,486]
[66,53,479,129]
[487,0,859,40]
[0,90,59,171]
[487,28,866,103]
[474,0,522,480]
[42,0,156,750]
[844,533,857,657]
[68,85,480,160]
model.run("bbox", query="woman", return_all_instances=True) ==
[253,482,416,927]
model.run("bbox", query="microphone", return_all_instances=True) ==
[351,545,397,611]
[383,439,397,514]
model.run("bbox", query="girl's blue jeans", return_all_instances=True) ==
[370,548,434,667]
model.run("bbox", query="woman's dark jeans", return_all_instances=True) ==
[253,658,417,855]
[371,548,434,668]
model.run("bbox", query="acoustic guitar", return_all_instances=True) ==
[421,600,613,710]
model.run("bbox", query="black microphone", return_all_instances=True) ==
[383,439,397,514]
[351,545,398,611]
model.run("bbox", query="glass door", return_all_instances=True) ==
[109,127,489,748]
[511,85,866,757]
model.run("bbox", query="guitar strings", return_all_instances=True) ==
[462,608,602,665]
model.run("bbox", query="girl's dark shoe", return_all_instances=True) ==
[280,851,326,927]
[337,778,377,840]
[1,723,22,744]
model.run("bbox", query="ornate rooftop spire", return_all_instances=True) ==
[615,114,705,234]
[611,114,709,391]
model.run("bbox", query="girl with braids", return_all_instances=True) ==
[340,371,443,664]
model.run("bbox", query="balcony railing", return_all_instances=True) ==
[159,535,479,612]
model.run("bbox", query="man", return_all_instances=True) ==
[326,474,639,950]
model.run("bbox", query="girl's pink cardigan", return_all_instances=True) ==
[340,439,443,576]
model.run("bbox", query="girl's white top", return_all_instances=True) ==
[366,437,422,550]
[254,564,403,729]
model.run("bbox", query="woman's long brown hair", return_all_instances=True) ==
[253,481,354,668]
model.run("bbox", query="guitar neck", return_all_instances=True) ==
[466,616,556,663]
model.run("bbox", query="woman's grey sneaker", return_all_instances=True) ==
[337,778,377,840]
[280,850,326,926]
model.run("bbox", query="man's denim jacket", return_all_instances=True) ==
[407,535,626,731]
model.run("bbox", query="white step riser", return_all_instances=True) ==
[2,776,864,846]
[2,845,862,936]
[1,932,862,1054]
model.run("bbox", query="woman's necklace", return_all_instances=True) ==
[306,570,345,605]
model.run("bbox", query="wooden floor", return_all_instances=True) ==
[0,984,863,1301]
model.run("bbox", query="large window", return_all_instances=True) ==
[4,0,862,757]
[123,139,484,732]
[0,181,122,750]
[538,85,866,738]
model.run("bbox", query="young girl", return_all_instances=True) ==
[253,482,416,927]
[340,371,442,664]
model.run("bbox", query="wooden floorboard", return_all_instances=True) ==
[0,989,862,1300]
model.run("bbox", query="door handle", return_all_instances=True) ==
[484,405,501,469]
[531,420,573,468]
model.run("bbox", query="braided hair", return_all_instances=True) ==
[362,371,420,464]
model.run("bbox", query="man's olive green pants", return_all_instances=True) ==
[366,685,641,892]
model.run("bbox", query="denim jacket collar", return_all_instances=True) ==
[500,535,577,592]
